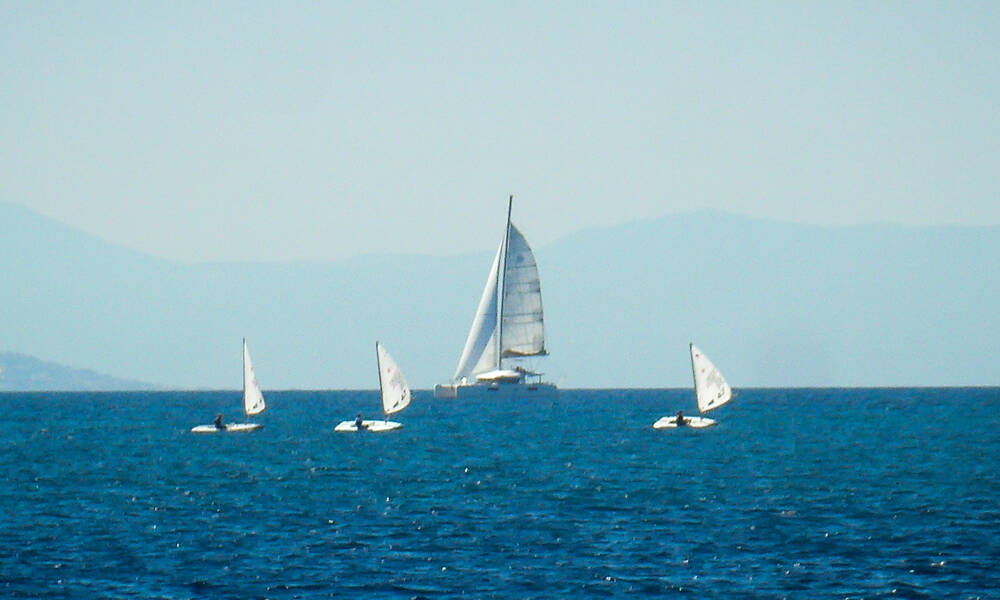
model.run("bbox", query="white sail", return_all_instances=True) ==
[444,197,551,393]
[690,344,732,414]
[377,342,411,416]
[243,340,266,417]
[453,245,501,381]
[500,224,546,357]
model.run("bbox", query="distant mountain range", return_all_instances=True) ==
[2,201,998,389]
[0,352,154,391]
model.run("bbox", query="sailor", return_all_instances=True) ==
[354,413,367,431]
[675,410,686,427]
[213,413,226,430]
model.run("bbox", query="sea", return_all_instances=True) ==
[1,388,997,599]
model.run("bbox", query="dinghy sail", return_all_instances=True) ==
[378,341,411,418]
[436,196,556,399]
[191,339,266,433]
[243,339,266,417]
[653,344,732,429]
[335,342,411,432]
[690,343,732,413]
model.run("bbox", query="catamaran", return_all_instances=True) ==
[434,196,557,399]
[335,342,411,432]
[653,344,733,429]
[191,339,266,433]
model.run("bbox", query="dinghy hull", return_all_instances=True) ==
[191,423,263,433]
[652,416,716,429]
[334,419,403,433]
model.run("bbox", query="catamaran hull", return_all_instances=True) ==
[334,420,403,433]
[652,416,716,429]
[434,382,558,400]
[191,423,263,433]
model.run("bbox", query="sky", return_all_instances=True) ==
[2,2,999,263]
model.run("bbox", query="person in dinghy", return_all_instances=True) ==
[354,413,368,431]
[213,413,226,430]
[675,410,687,427]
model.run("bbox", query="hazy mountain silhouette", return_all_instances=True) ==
[0,352,154,391]
[2,201,997,389]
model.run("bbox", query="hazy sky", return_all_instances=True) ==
[3,2,998,262]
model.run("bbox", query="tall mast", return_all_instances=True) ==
[496,195,513,370]
[376,341,386,420]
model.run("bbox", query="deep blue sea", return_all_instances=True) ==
[1,388,998,599]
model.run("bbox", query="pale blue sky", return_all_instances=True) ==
[3,2,998,262]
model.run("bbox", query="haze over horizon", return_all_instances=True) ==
[3,3,999,263]
[2,202,998,390]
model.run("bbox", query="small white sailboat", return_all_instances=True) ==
[654,343,733,429]
[434,195,557,399]
[335,342,411,433]
[191,339,266,433]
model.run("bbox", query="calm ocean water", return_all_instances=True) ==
[1,388,997,599]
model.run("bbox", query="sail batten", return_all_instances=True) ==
[690,344,732,414]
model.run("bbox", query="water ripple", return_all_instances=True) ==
[0,388,997,598]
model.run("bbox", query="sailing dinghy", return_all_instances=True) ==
[335,342,411,433]
[654,344,733,429]
[192,339,266,433]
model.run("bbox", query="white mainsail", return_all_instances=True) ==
[690,344,732,414]
[451,199,547,382]
[377,342,411,417]
[243,339,266,417]
[500,225,546,358]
